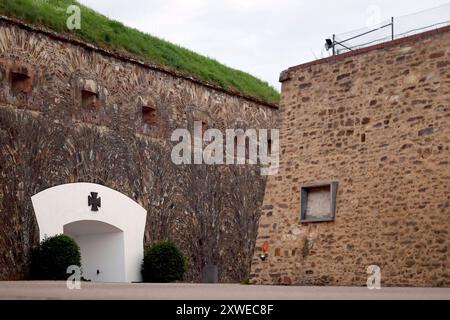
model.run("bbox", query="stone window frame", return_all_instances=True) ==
[79,79,103,110]
[142,105,158,126]
[193,118,209,146]
[267,138,272,155]
[81,89,100,109]
[300,181,338,223]
[10,64,33,95]
[137,96,159,129]
[233,129,248,161]
[200,120,208,136]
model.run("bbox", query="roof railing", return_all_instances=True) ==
[325,4,450,55]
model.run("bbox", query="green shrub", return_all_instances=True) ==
[142,241,186,283]
[31,234,81,280]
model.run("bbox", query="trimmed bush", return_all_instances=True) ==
[142,241,186,283]
[31,234,81,280]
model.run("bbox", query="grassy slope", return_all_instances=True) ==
[0,0,279,104]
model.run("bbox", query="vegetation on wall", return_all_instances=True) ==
[0,0,280,104]
[31,234,81,280]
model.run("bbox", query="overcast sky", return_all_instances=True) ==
[77,0,449,90]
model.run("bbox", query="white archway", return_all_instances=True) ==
[64,220,126,282]
[31,183,147,283]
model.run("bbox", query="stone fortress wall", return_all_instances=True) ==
[250,26,450,287]
[0,16,278,282]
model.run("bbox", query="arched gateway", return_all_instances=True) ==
[31,183,147,283]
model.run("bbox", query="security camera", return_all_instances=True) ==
[325,38,333,51]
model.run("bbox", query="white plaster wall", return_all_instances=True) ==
[72,232,126,282]
[31,183,147,283]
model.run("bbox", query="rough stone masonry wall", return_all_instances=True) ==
[0,18,278,281]
[250,27,450,287]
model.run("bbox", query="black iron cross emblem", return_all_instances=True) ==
[88,192,101,212]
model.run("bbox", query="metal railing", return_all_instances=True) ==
[326,3,450,55]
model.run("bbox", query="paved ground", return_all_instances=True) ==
[0,281,449,300]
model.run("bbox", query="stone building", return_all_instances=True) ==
[0,16,278,282]
[1,11,448,287]
[251,26,450,287]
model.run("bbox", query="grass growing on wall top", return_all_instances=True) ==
[0,0,280,104]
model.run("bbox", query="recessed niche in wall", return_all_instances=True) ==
[10,67,32,94]
[81,89,99,109]
[201,120,208,135]
[142,106,157,125]
[267,138,272,155]
[300,181,338,223]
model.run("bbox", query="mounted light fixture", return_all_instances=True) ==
[260,241,269,261]
[325,38,333,51]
